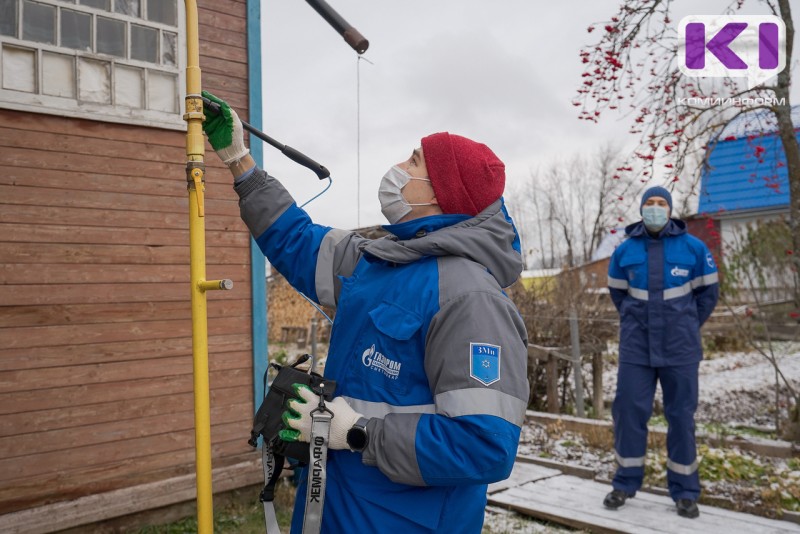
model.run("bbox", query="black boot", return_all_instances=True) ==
[676,499,699,518]
[603,489,633,510]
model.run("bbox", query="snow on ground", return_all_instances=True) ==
[482,507,583,533]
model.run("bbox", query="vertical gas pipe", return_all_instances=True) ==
[183,1,233,532]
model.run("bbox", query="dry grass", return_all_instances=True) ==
[583,426,614,451]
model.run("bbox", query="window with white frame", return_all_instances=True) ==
[0,0,185,130]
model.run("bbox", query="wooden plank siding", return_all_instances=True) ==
[0,0,257,516]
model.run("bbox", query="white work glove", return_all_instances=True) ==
[201,90,249,165]
[280,384,363,450]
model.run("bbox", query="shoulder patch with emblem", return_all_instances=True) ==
[470,342,501,386]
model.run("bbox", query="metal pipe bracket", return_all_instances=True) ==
[198,279,234,292]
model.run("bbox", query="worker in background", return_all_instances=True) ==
[202,92,529,533]
[605,186,719,519]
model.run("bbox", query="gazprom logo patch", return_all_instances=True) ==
[361,344,401,380]
[470,343,501,386]
[671,266,690,277]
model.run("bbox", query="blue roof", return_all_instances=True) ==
[698,128,794,215]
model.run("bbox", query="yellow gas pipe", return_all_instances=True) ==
[183,1,232,532]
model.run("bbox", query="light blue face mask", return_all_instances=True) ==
[642,205,669,232]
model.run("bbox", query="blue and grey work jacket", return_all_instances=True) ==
[607,219,719,367]
[235,168,530,533]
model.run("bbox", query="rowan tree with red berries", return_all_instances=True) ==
[575,0,799,306]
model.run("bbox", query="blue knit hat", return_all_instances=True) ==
[640,186,673,213]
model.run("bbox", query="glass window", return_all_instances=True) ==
[147,70,175,112]
[79,0,108,10]
[60,9,91,51]
[115,64,142,107]
[22,1,56,44]
[42,52,75,98]
[97,16,125,57]
[78,58,110,103]
[2,45,36,92]
[113,0,138,17]
[0,0,18,37]
[162,31,175,66]
[1,0,184,127]
[130,24,156,62]
[146,0,175,26]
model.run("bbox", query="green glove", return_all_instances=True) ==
[201,90,249,165]
[280,384,363,450]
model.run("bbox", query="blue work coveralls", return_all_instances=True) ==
[235,168,530,533]
[607,219,719,501]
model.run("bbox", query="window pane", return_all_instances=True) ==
[0,0,18,37]
[78,58,110,103]
[79,0,109,10]
[22,1,55,44]
[2,45,36,92]
[130,24,156,62]
[113,0,138,17]
[60,9,91,51]
[146,0,174,26]
[161,31,175,66]
[147,70,176,113]
[115,64,142,107]
[43,52,75,98]
[97,16,125,57]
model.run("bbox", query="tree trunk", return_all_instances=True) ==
[775,0,800,307]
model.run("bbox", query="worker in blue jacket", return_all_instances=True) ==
[604,186,719,519]
[202,92,529,533]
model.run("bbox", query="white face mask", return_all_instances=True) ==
[379,165,433,224]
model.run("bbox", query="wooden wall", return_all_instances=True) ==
[0,0,257,516]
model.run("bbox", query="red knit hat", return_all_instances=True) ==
[420,132,505,216]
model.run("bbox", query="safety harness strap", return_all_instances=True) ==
[262,498,280,534]
[302,408,332,534]
[259,439,283,534]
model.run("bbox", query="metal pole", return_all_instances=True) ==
[569,309,585,418]
[183,2,233,531]
[304,0,369,53]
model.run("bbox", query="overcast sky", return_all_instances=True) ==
[257,0,800,231]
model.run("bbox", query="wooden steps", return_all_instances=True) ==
[488,462,800,533]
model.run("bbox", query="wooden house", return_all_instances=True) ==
[0,0,267,530]
[699,107,795,245]
[698,107,797,302]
